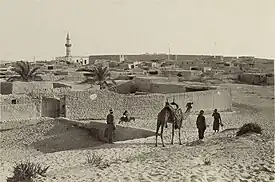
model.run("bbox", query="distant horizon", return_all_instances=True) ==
[1,0,274,61]
[1,52,274,63]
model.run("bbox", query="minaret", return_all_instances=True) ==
[65,32,72,61]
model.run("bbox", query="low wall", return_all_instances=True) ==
[150,82,186,93]
[0,104,38,122]
[134,77,152,92]
[115,80,136,94]
[58,118,155,142]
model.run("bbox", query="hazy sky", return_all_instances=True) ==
[0,0,274,61]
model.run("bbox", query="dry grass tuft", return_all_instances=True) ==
[7,161,50,182]
[86,152,110,169]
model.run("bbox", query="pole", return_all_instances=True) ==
[168,48,170,61]
[213,91,215,109]
[168,42,171,61]
[213,42,216,59]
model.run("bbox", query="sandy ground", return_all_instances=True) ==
[0,83,274,182]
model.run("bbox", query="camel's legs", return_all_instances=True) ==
[178,128,182,145]
[160,124,165,147]
[155,120,161,147]
[171,122,175,145]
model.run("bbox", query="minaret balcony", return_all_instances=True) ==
[65,43,72,47]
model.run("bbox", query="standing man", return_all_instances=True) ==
[106,109,116,144]
[212,109,223,133]
[196,110,206,141]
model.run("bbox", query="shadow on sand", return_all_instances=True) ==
[31,120,239,153]
[31,122,105,153]
[31,120,156,153]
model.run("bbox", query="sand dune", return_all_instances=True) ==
[1,84,274,181]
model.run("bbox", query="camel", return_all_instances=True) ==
[155,100,193,147]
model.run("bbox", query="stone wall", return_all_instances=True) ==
[12,81,53,94]
[0,94,33,104]
[28,87,72,118]
[0,104,38,122]
[41,74,85,82]
[66,90,165,120]
[65,88,232,120]
[1,87,72,122]
[166,88,232,113]
[28,87,71,98]
[240,73,271,85]
[40,75,66,81]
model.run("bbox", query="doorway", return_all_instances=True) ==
[41,97,61,118]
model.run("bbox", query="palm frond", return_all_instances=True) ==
[7,76,23,82]
[96,66,110,81]
[14,61,28,81]
[32,72,44,80]
[111,80,117,85]
[18,61,28,75]
[12,68,27,81]
[102,66,109,75]
[28,67,40,77]
[26,61,30,76]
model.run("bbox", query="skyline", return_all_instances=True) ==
[0,0,274,61]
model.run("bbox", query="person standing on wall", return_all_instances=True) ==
[212,109,223,133]
[106,109,116,144]
[196,110,207,141]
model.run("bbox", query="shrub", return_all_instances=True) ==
[7,161,50,182]
[236,123,262,136]
[86,152,103,166]
[203,158,211,165]
[86,152,112,169]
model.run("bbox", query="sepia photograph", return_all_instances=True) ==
[0,0,274,181]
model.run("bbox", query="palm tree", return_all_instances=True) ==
[76,65,117,90]
[7,61,42,82]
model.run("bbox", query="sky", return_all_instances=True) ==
[0,0,274,61]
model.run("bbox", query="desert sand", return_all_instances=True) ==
[0,83,274,182]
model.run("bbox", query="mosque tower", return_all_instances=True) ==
[65,32,72,61]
